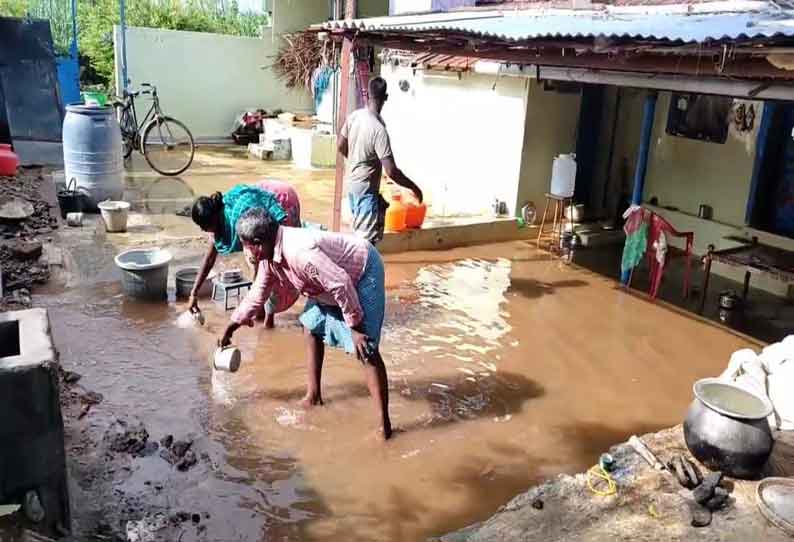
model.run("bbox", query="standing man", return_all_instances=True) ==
[338,76,422,244]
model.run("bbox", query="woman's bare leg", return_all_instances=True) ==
[302,327,324,407]
[363,351,392,440]
[264,309,275,329]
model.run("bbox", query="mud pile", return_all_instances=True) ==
[0,169,57,309]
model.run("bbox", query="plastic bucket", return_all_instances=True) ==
[56,178,89,219]
[114,247,172,300]
[82,91,108,107]
[98,200,130,233]
[175,267,213,299]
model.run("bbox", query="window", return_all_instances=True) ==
[666,93,733,144]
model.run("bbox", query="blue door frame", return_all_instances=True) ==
[56,0,80,107]
[620,92,658,285]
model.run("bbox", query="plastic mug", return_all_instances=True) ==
[213,346,241,373]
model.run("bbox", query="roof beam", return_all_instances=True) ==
[361,37,794,80]
[534,66,794,99]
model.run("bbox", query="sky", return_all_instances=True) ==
[235,0,265,13]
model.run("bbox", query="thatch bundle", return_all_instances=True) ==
[273,31,323,91]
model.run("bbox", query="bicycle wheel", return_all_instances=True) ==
[116,105,135,159]
[141,116,195,176]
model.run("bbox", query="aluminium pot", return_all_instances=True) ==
[683,378,774,479]
[719,291,740,310]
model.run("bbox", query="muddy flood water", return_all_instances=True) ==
[37,240,757,541]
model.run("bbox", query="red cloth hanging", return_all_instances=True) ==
[645,212,695,300]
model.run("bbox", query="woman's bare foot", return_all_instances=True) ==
[301,393,323,408]
[264,313,275,329]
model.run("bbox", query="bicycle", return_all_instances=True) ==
[113,83,195,176]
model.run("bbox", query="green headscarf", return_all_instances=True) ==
[214,184,287,255]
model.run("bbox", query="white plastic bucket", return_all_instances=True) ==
[98,200,130,233]
[114,247,172,300]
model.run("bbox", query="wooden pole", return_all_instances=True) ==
[332,36,353,232]
[345,0,356,18]
[331,0,356,231]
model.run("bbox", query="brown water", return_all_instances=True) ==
[39,240,757,541]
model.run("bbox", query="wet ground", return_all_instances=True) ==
[8,150,766,540]
[575,243,794,344]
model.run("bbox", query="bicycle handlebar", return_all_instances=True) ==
[119,84,157,101]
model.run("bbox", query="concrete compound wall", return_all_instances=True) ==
[115,0,388,140]
[114,25,314,140]
[380,64,529,217]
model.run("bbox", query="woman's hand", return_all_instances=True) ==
[351,328,373,363]
[218,322,240,348]
[188,294,200,315]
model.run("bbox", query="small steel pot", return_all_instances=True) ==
[719,291,739,310]
[698,204,713,220]
[684,378,774,479]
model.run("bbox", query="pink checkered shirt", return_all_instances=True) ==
[231,226,370,327]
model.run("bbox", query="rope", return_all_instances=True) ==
[586,464,617,497]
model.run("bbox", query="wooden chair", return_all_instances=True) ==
[628,211,694,300]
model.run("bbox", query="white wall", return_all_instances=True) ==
[516,81,581,214]
[390,0,432,14]
[381,64,528,216]
[114,26,314,140]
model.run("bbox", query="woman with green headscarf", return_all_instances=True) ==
[189,180,302,328]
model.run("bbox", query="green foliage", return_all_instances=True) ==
[0,0,269,91]
[0,0,74,55]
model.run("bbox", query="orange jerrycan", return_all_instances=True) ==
[384,193,407,232]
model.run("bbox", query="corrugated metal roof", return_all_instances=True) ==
[319,2,794,42]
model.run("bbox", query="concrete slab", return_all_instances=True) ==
[0,308,70,535]
[0,308,56,371]
[379,217,533,254]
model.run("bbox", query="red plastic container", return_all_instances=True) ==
[0,144,19,177]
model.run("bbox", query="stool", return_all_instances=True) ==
[536,193,573,251]
[212,279,253,311]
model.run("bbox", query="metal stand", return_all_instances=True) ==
[212,279,253,311]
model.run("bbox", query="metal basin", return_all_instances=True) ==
[684,378,774,479]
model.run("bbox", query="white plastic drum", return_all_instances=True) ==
[62,104,124,209]
[550,153,577,198]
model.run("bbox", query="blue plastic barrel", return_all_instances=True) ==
[62,104,124,209]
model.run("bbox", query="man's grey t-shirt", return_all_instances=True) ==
[341,108,393,198]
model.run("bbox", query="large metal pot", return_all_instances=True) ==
[684,378,774,479]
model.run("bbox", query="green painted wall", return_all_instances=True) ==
[358,0,389,17]
[271,0,329,33]
[515,80,581,214]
